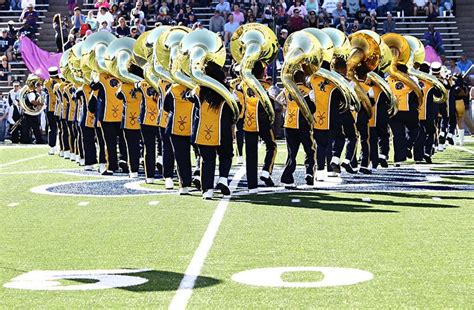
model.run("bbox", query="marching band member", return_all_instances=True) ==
[243,61,277,192]
[7,81,21,143]
[56,80,71,158]
[66,82,78,162]
[77,83,98,170]
[229,64,245,165]
[20,79,45,144]
[88,87,108,173]
[157,78,175,189]
[43,67,61,154]
[280,70,315,187]
[192,63,234,199]
[137,80,159,184]
[163,81,195,194]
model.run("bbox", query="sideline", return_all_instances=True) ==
[0,154,48,168]
[168,166,246,310]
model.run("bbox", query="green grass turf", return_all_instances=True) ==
[0,140,473,308]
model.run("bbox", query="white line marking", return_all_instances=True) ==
[432,197,442,201]
[7,203,19,207]
[455,145,474,155]
[78,202,90,206]
[148,201,160,206]
[169,166,246,310]
[0,154,48,168]
[362,198,372,202]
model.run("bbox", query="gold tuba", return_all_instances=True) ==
[404,35,448,104]
[230,23,278,123]
[68,41,86,86]
[321,28,361,111]
[104,37,143,83]
[133,29,161,90]
[19,74,44,115]
[81,31,116,80]
[179,28,240,121]
[347,31,381,118]
[281,30,322,124]
[381,33,423,108]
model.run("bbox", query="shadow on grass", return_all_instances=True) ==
[234,191,459,213]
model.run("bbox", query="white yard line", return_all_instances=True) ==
[169,166,246,310]
[455,145,474,155]
[0,154,48,168]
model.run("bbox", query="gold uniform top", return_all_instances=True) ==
[195,100,225,146]
[232,85,245,119]
[44,77,60,112]
[67,88,77,122]
[417,79,434,121]
[283,84,313,130]
[97,73,123,123]
[119,83,142,130]
[61,84,74,120]
[386,75,415,112]
[53,82,64,117]
[138,81,159,127]
[242,80,272,132]
[309,75,338,130]
[360,82,383,128]
[83,84,96,128]
[158,79,171,128]
[164,84,194,136]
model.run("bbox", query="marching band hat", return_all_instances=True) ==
[431,61,442,74]
[48,66,59,77]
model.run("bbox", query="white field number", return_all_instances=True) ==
[3,269,150,291]
[232,267,373,288]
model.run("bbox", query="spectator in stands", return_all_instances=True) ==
[457,55,473,75]
[261,5,274,26]
[306,0,319,14]
[215,0,231,16]
[423,24,444,55]
[287,8,305,33]
[0,54,11,86]
[115,17,130,37]
[0,94,8,143]
[287,0,308,17]
[98,20,112,32]
[427,0,438,20]
[276,0,287,10]
[355,4,369,23]
[184,4,194,19]
[247,11,257,23]
[223,14,239,46]
[448,59,461,75]
[377,0,393,15]
[383,12,396,33]
[322,0,339,14]
[129,26,140,39]
[347,0,360,16]
[120,0,133,19]
[86,10,98,32]
[276,28,287,65]
[413,0,428,16]
[131,2,145,23]
[158,5,172,25]
[249,0,261,18]
[67,0,77,16]
[63,34,75,51]
[0,29,14,62]
[307,10,319,28]
[186,14,197,28]
[275,4,288,27]
[19,3,39,33]
[332,2,348,26]
[209,10,225,35]
[71,7,86,33]
[174,0,185,14]
[53,14,67,52]
[7,21,17,40]
[94,0,110,9]
[134,18,146,34]
[175,8,187,24]
[97,6,114,29]
[438,0,453,16]
[110,4,121,20]
[232,4,245,25]
[18,20,35,40]
[350,19,360,33]
[336,16,349,34]
[362,0,378,11]
[10,0,21,10]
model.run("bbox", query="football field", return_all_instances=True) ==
[0,140,473,308]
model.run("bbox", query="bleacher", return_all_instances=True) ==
[0,3,49,96]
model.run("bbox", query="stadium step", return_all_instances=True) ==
[455,0,474,59]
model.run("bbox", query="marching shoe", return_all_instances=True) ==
[341,160,356,174]
[394,162,402,167]
[406,148,412,159]
[215,177,230,195]
[259,170,275,187]
[315,170,325,182]
[75,155,81,163]
[165,178,174,190]
[79,158,85,166]
[248,188,259,194]
[129,172,139,178]
[192,176,202,191]
[423,154,432,164]
[59,150,64,157]
[446,133,454,145]
[379,155,388,168]
[99,163,107,174]
[330,157,341,173]
[145,178,155,184]
[237,156,244,165]
[202,189,214,200]
[359,167,372,174]
[459,130,465,146]
[282,182,296,189]
[84,165,94,171]
[70,153,76,161]
[179,187,190,195]
[439,132,446,144]
[305,174,314,186]
[48,147,55,155]
[327,171,339,177]
[63,151,70,159]
[101,170,114,176]
[119,160,129,173]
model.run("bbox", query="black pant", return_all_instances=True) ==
[123,129,141,173]
[447,94,457,135]
[369,125,390,168]
[60,119,70,150]
[82,125,97,166]
[313,129,332,171]
[389,107,419,163]
[159,127,175,178]
[75,122,84,159]
[438,102,449,137]
[170,134,192,187]
[244,129,277,189]
[21,114,44,144]
[355,110,370,168]
[414,103,437,161]
[141,125,158,179]
[101,122,122,171]
[236,118,244,156]
[10,119,20,143]
[281,127,315,184]
[46,111,57,147]
[67,121,76,154]
[332,110,357,163]
[95,126,106,164]
[198,142,233,192]
[57,117,64,150]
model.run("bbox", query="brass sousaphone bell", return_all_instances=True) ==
[18,74,44,116]
[81,31,116,81]
[105,37,143,83]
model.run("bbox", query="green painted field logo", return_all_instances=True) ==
[232,267,374,288]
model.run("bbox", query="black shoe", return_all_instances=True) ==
[439,135,446,144]
[192,177,201,191]
[423,155,432,164]
[341,162,357,174]
[305,174,314,186]
[283,183,297,189]
[406,148,413,159]
[215,182,230,195]
[101,170,113,176]
[359,167,372,174]
[260,176,275,187]
[330,162,341,174]
[447,136,454,145]
[119,161,129,173]
[379,158,388,168]
[156,162,163,175]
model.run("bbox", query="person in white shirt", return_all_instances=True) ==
[0,95,8,142]
[287,0,308,17]
[96,6,114,29]
[322,0,339,14]
[215,0,231,16]
[413,0,428,16]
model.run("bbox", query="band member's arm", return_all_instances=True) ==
[163,91,174,113]
[27,92,42,106]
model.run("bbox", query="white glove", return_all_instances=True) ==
[368,87,374,99]
[309,90,315,103]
